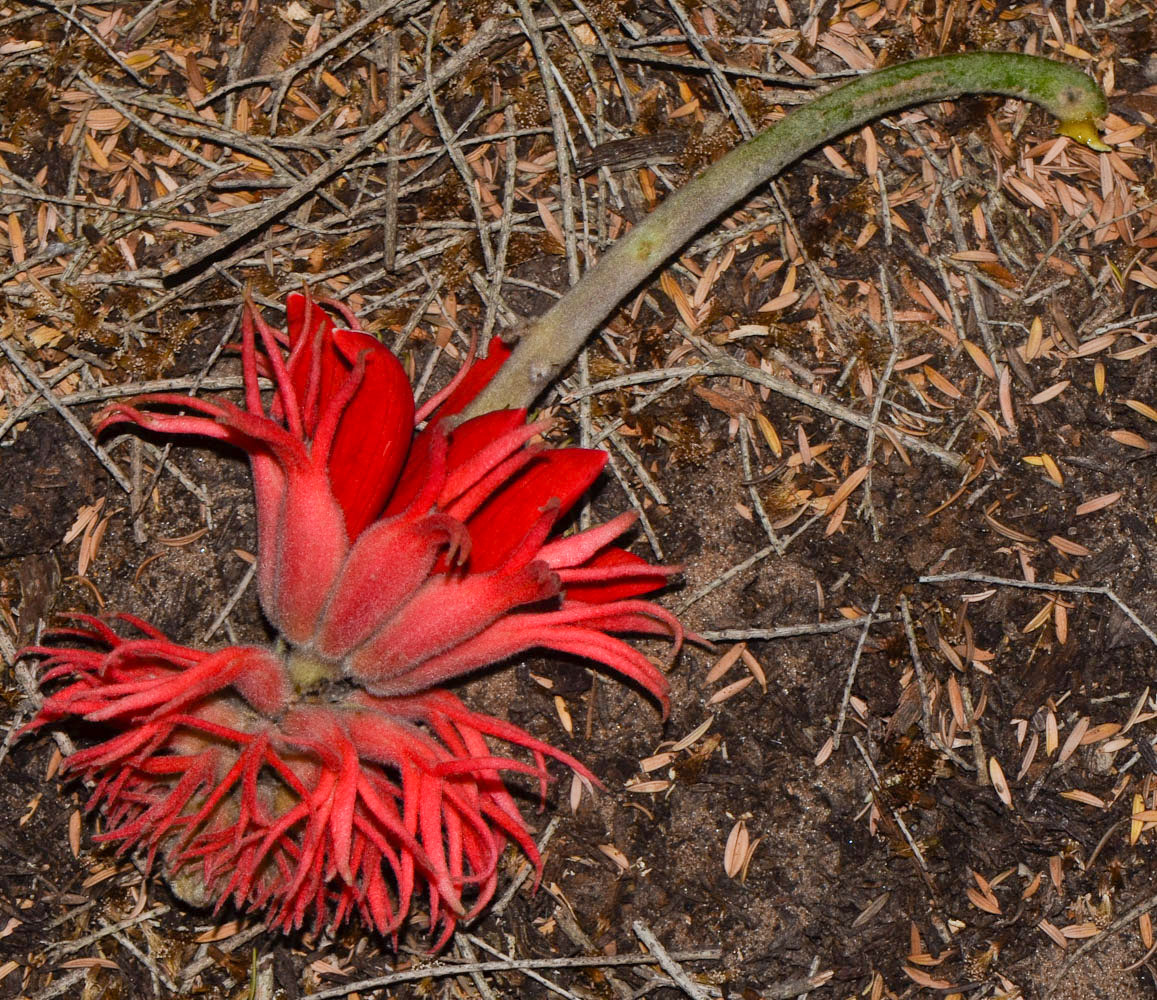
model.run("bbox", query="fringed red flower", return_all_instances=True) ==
[26,293,682,943]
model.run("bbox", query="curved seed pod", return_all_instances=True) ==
[466,52,1108,416]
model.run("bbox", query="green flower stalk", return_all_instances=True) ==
[465,53,1108,417]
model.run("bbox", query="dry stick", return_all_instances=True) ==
[794,957,824,1000]
[860,264,901,538]
[942,181,1004,378]
[603,450,664,558]
[490,816,559,918]
[632,921,710,1000]
[424,19,493,272]
[0,237,83,289]
[668,0,753,133]
[1052,887,1157,983]
[112,929,180,995]
[0,157,49,198]
[463,935,584,1000]
[934,252,972,354]
[751,972,836,1000]
[542,0,625,276]
[1091,308,1157,337]
[464,53,1108,418]
[585,369,702,448]
[515,0,580,285]
[919,571,1157,649]
[737,415,784,553]
[702,614,896,643]
[79,83,322,185]
[169,17,505,280]
[676,509,830,617]
[690,0,846,348]
[305,949,723,1000]
[202,562,258,644]
[0,358,83,440]
[382,29,402,273]
[853,735,938,899]
[1122,934,1157,975]
[832,596,881,750]
[0,338,131,493]
[76,70,219,170]
[0,376,259,425]
[0,186,228,225]
[121,0,166,38]
[555,363,746,400]
[595,42,822,88]
[454,937,503,1000]
[609,432,668,505]
[26,0,147,87]
[527,6,592,476]
[676,543,775,616]
[874,165,893,246]
[177,924,266,986]
[29,968,86,1000]
[697,354,967,470]
[130,437,147,544]
[62,163,241,286]
[572,0,634,121]
[1023,201,1096,293]
[196,0,400,109]
[46,906,170,957]
[899,595,935,744]
[543,880,634,1000]
[481,107,519,339]
[959,673,988,787]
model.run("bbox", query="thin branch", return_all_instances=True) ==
[701,614,897,642]
[632,921,710,1000]
[0,338,131,492]
[27,0,147,86]
[169,17,504,279]
[832,596,881,750]
[920,572,1157,649]
[305,949,723,1000]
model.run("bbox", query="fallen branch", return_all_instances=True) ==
[920,571,1157,649]
[167,18,505,281]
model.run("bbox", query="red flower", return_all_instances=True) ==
[27,293,681,942]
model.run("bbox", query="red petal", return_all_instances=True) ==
[561,547,673,603]
[284,293,344,437]
[347,560,560,694]
[326,328,414,537]
[315,514,468,659]
[382,409,525,520]
[269,465,349,644]
[379,616,670,716]
[438,419,545,508]
[464,449,607,573]
[283,296,414,536]
[430,336,512,419]
[445,409,527,477]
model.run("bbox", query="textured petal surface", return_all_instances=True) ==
[427,335,513,419]
[38,293,684,945]
[461,449,607,572]
[315,514,468,659]
[326,328,414,536]
[268,465,349,644]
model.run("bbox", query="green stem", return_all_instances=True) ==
[465,52,1107,417]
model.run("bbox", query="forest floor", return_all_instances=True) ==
[2,1,1157,998]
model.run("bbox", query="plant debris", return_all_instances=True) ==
[2,1,1157,997]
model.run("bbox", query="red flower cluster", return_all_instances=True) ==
[27,294,681,943]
